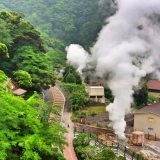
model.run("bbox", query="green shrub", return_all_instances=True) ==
[79,112,86,118]
[90,111,97,116]
[148,94,159,102]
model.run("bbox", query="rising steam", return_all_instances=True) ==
[66,44,91,74]
[66,0,160,139]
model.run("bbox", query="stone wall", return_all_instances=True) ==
[76,112,109,125]
[74,123,115,135]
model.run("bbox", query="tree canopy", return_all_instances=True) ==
[60,83,89,111]
[63,64,82,84]
[0,0,115,48]
[74,133,125,160]
[133,83,148,106]
[13,70,32,88]
[0,42,9,58]
[0,71,66,159]
[0,11,57,92]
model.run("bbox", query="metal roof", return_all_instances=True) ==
[135,102,160,116]
[147,80,160,90]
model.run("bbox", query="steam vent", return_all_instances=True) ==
[118,138,126,147]
[132,131,145,146]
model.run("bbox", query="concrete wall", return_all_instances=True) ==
[86,86,104,96]
[134,113,160,138]
[76,112,109,125]
[86,86,105,103]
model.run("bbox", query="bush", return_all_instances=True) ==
[66,73,76,83]
[90,111,97,116]
[79,112,86,118]
[148,94,159,102]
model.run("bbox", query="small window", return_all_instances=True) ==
[97,96,102,98]
[148,117,154,122]
[148,127,153,131]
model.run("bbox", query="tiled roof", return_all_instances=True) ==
[135,102,160,116]
[147,80,160,90]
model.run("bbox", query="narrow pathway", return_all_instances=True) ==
[50,86,78,160]
[50,86,65,106]
[49,86,65,121]
[63,112,78,160]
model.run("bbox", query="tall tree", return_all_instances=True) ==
[63,64,82,84]
[66,73,76,83]
[133,83,148,106]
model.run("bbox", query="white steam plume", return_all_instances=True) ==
[65,44,91,74]
[66,0,160,139]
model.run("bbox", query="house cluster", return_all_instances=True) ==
[85,79,160,140]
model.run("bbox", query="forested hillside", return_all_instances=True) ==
[0,0,116,93]
[0,11,56,92]
[0,1,116,159]
[0,70,66,160]
[0,0,115,47]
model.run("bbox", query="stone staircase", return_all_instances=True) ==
[50,85,78,160]
[49,86,65,122]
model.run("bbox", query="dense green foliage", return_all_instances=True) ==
[0,71,66,160]
[13,70,32,88]
[0,11,56,92]
[0,42,9,58]
[133,83,148,106]
[0,18,13,46]
[74,133,125,160]
[0,1,116,73]
[0,0,114,48]
[0,70,7,89]
[65,73,76,83]
[60,83,89,111]
[104,88,114,102]
[11,45,56,91]
[63,65,82,84]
